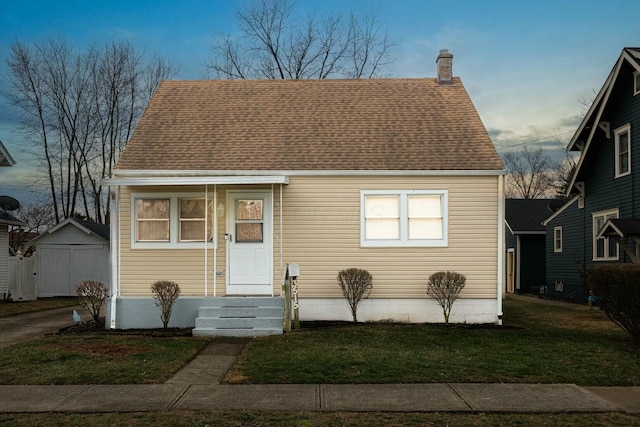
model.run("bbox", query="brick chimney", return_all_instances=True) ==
[436,49,453,85]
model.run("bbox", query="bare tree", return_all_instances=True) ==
[551,150,578,197]
[426,271,466,324]
[502,146,558,199]
[9,198,55,255]
[337,268,373,323]
[5,37,178,224]
[76,280,109,323]
[151,280,181,330]
[206,0,393,80]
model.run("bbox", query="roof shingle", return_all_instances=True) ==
[116,78,503,172]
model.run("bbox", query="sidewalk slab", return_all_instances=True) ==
[165,355,236,385]
[587,387,640,413]
[175,384,319,410]
[452,383,618,413]
[321,384,471,412]
[55,384,188,412]
[0,385,88,412]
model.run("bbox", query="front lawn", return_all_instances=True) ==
[230,296,640,386]
[0,334,211,385]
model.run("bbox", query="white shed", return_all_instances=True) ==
[31,218,110,297]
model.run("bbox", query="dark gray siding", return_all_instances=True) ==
[547,59,640,302]
[546,200,587,302]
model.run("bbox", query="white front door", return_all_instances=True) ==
[226,191,273,295]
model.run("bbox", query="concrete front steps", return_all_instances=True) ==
[192,297,284,337]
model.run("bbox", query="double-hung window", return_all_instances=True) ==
[614,124,631,178]
[361,190,448,247]
[132,193,215,249]
[135,199,170,242]
[179,198,214,242]
[553,226,563,253]
[634,71,640,96]
[593,209,618,261]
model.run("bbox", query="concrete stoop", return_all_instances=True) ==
[192,297,284,337]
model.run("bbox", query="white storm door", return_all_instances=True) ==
[226,191,272,295]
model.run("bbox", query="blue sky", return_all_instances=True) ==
[1,0,639,201]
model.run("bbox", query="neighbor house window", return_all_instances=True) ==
[593,209,618,261]
[132,193,216,249]
[634,71,640,95]
[361,190,448,247]
[553,226,563,253]
[614,124,631,178]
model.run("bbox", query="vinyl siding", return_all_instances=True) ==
[116,175,500,299]
[546,200,588,301]
[117,185,229,296]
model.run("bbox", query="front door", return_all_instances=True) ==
[226,191,272,295]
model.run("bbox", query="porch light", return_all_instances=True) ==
[217,202,224,217]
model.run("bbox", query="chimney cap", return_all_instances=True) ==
[437,49,453,60]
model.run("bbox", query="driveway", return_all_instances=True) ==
[0,305,92,348]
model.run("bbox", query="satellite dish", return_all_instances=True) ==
[0,196,20,211]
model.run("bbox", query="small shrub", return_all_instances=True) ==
[337,268,373,323]
[586,263,640,346]
[426,271,466,324]
[151,280,181,330]
[76,280,108,323]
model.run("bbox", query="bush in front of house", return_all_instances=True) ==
[426,271,466,324]
[337,268,373,323]
[585,263,640,346]
[76,280,108,323]
[151,280,181,330]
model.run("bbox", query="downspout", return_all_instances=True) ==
[204,185,208,296]
[497,175,504,325]
[109,186,119,329]
[271,184,275,297]
[213,185,217,297]
[280,183,283,297]
[516,236,521,291]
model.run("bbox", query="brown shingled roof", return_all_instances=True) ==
[115,78,503,172]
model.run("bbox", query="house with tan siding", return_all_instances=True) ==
[103,50,506,335]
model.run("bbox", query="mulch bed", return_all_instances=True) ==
[58,318,193,337]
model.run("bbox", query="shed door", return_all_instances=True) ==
[37,244,107,297]
[226,191,272,295]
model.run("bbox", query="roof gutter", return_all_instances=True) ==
[107,169,506,180]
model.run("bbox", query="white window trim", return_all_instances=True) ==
[553,226,563,253]
[634,71,640,96]
[592,208,619,261]
[360,190,448,247]
[614,124,631,178]
[131,192,217,249]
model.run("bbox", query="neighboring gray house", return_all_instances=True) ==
[544,48,640,302]
[30,218,110,297]
[505,199,563,295]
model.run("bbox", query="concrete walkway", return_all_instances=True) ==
[0,308,639,414]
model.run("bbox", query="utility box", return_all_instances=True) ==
[288,263,299,277]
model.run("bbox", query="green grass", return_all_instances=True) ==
[0,298,79,318]
[1,410,640,427]
[0,334,212,384]
[230,296,640,386]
